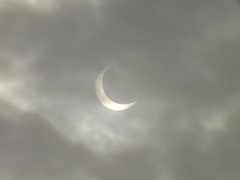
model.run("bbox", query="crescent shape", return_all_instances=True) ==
[95,66,137,111]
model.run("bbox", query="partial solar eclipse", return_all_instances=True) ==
[95,66,137,111]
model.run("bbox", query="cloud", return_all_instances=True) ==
[0,100,101,180]
[0,0,240,179]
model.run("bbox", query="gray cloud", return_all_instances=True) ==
[0,100,101,180]
[0,0,240,179]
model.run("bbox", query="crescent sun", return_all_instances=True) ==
[95,66,137,111]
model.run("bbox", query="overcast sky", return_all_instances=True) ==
[0,0,240,179]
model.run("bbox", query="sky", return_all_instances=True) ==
[0,0,240,179]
